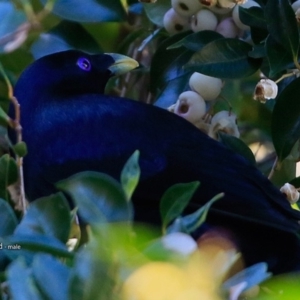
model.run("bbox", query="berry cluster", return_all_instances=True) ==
[168,71,239,140]
[163,0,259,37]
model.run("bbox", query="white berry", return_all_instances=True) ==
[209,110,239,139]
[216,17,240,38]
[173,91,206,124]
[163,8,190,35]
[189,72,223,101]
[191,9,218,32]
[232,0,260,31]
[171,0,203,17]
[253,79,278,103]
[280,183,300,204]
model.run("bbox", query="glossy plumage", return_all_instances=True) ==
[13,50,300,274]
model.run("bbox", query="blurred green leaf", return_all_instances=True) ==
[219,132,256,165]
[185,38,262,78]
[271,77,300,161]
[0,198,18,236]
[160,181,200,232]
[14,193,71,243]
[32,254,70,300]
[167,30,223,51]
[223,262,271,296]
[31,20,102,59]
[121,150,140,201]
[12,141,27,157]
[0,2,27,53]
[40,0,127,22]
[0,105,10,126]
[143,0,170,27]
[0,154,18,201]
[68,245,116,300]
[7,258,43,300]
[266,35,294,78]
[57,171,133,224]
[265,0,299,61]
[167,192,223,234]
[256,273,300,299]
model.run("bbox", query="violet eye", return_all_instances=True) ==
[77,57,91,71]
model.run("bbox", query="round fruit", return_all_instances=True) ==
[216,17,239,38]
[163,8,190,35]
[174,91,207,124]
[171,0,203,17]
[189,72,223,101]
[191,9,218,32]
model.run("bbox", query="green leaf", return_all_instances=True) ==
[0,198,18,236]
[0,105,10,126]
[271,77,300,161]
[12,141,27,157]
[0,154,18,201]
[160,181,200,232]
[57,171,133,224]
[239,6,267,29]
[1,234,73,258]
[143,0,171,27]
[68,246,116,300]
[265,0,299,61]
[185,38,262,78]
[32,254,70,300]
[154,72,192,108]
[167,30,223,51]
[40,0,127,22]
[266,35,294,78]
[218,132,256,165]
[14,193,71,243]
[31,20,102,60]
[121,150,140,201]
[222,262,271,294]
[150,31,193,92]
[7,258,43,300]
[248,43,266,59]
[167,192,224,234]
[0,2,27,53]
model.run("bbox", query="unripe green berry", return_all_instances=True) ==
[189,72,223,101]
[191,9,218,32]
[163,8,190,35]
[174,91,206,124]
[216,17,239,38]
[171,0,203,17]
[232,0,260,31]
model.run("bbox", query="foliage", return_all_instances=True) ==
[0,0,300,298]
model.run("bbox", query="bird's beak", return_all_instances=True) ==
[106,53,139,76]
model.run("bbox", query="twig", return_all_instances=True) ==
[268,156,278,180]
[0,63,27,213]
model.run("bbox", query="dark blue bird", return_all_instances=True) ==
[13,50,300,274]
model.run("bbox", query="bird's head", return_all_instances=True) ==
[15,50,139,99]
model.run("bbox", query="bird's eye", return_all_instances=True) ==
[77,57,91,71]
